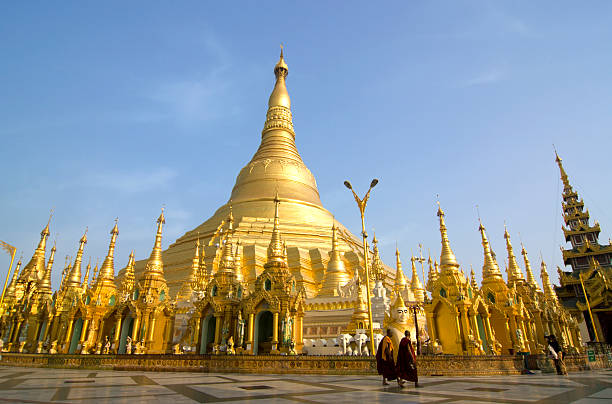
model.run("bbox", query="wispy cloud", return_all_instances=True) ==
[461,68,506,88]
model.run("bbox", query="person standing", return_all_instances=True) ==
[396,330,420,388]
[546,335,567,375]
[376,329,402,386]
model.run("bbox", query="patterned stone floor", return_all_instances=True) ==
[0,366,610,403]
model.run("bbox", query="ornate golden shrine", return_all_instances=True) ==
[0,49,583,357]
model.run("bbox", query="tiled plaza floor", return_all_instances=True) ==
[0,366,610,403]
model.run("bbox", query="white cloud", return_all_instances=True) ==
[462,69,506,88]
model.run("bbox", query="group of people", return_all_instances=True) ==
[376,329,570,386]
[376,329,420,388]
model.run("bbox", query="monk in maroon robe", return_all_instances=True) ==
[376,329,401,386]
[396,330,420,387]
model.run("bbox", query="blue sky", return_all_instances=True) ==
[1,1,611,290]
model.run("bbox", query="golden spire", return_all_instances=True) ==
[190,238,201,288]
[370,233,385,281]
[144,209,165,276]
[66,228,88,288]
[234,238,244,283]
[264,45,293,134]
[437,202,459,272]
[229,47,323,209]
[410,255,425,301]
[218,209,236,274]
[391,291,407,310]
[319,222,350,296]
[121,251,135,294]
[470,265,479,290]
[426,254,438,292]
[266,193,286,265]
[20,216,52,282]
[5,258,22,299]
[554,150,572,191]
[504,226,524,284]
[82,258,91,291]
[393,247,408,291]
[38,242,55,294]
[540,260,558,302]
[92,260,99,285]
[521,243,540,291]
[479,221,504,284]
[97,219,119,283]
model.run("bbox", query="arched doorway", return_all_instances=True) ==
[68,317,83,354]
[199,315,216,354]
[254,311,273,355]
[118,313,135,354]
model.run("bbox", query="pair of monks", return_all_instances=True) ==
[376,329,420,388]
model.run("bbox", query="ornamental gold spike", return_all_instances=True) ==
[319,222,350,296]
[144,209,165,276]
[410,255,424,301]
[437,202,459,272]
[266,193,285,264]
[521,243,540,291]
[479,221,504,284]
[98,219,119,282]
[504,226,525,284]
[38,242,55,294]
[540,260,558,303]
[66,228,88,288]
[394,247,408,291]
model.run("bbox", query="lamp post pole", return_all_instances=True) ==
[410,303,422,355]
[344,179,378,355]
[0,241,17,317]
[579,272,599,343]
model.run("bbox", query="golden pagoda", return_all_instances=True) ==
[553,152,612,344]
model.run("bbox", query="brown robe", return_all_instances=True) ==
[396,337,418,382]
[376,335,397,380]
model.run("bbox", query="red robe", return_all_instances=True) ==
[376,335,397,380]
[396,337,418,382]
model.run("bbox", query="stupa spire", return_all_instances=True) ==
[5,258,22,300]
[411,255,425,301]
[479,221,504,284]
[229,47,323,208]
[426,254,438,292]
[144,209,165,277]
[521,243,540,291]
[121,251,135,296]
[266,193,285,264]
[393,247,408,292]
[38,242,55,295]
[82,258,91,291]
[190,238,201,288]
[319,222,350,296]
[437,202,459,272]
[470,265,479,290]
[555,150,572,191]
[97,219,119,283]
[20,216,52,282]
[504,226,524,284]
[540,260,558,303]
[66,228,88,288]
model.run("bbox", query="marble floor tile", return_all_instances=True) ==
[191,379,332,398]
[307,391,441,404]
[588,388,612,398]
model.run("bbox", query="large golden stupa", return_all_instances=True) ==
[129,49,389,298]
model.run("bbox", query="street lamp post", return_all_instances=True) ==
[344,178,378,355]
[409,303,422,355]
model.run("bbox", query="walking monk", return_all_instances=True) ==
[396,330,420,388]
[376,329,402,386]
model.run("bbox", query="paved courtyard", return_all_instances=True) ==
[0,366,610,403]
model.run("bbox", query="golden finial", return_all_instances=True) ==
[143,207,165,276]
[66,228,88,288]
[266,192,285,264]
[478,219,503,284]
[504,225,524,283]
[96,219,120,285]
[437,200,459,271]
[393,247,407,291]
